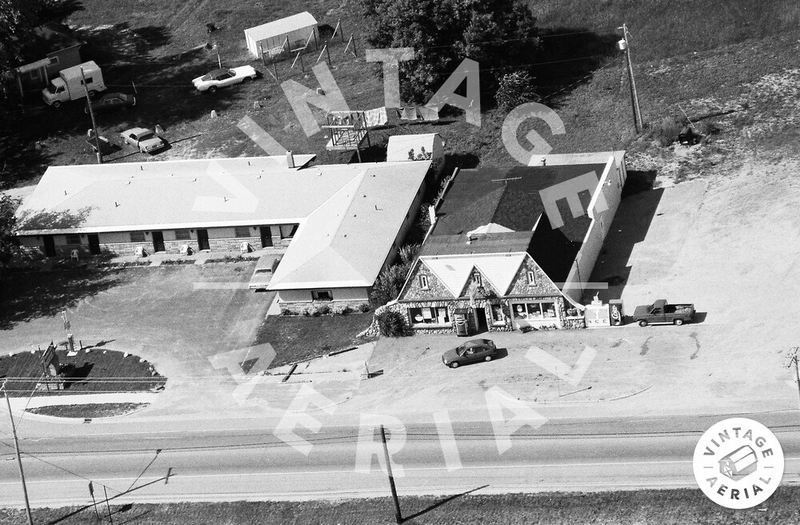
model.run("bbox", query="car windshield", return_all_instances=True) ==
[138,131,154,140]
[46,82,58,94]
[254,269,271,274]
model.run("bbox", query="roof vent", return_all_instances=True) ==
[114,201,119,207]
[286,150,295,168]
[541,157,547,166]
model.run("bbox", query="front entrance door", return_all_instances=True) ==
[87,233,101,255]
[260,226,273,248]
[196,229,210,251]
[474,308,488,333]
[152,231,165,252]
[43,236,56,257]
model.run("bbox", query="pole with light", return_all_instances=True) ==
[617,23,643,133]
[81,66,103,164]
[2,381,34,525]
[788,347,800,409]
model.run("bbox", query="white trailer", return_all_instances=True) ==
[244,12,318,59]
[42,60,106,108]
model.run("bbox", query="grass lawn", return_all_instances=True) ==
[3,488,800,524]
[0,346,165,397]
[4,0,798,190]
[254,312,374,367]
[26,402,148,418]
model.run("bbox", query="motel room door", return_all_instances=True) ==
[43,236,56,257]
[196,229,210,251]
[259,226,273,248]
[87,233,101,255]
[151,231,165,252]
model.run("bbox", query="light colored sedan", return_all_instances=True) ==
[119,127,167,154]
[192,66,257,93]
[249,254,282,291]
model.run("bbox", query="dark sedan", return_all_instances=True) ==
[85,92,136,113]
[442,339,497,368]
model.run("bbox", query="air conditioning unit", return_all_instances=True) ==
[240,241,251,253]
[134,245,147,258]
[180,244,191,255]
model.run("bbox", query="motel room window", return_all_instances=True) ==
[410,307,450,325]
[513,301,557,320]
[280,224,298,239]
[48,56,59,66]
[65,234,81,245]
[130,231,145,243]
[419,274,429,290]
[174,229,191,241]
[491,304,505,323]
[234,226,251,238]
[312,290,333,301]
[527,270,536,285]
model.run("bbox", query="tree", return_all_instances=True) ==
[495,71,540,111]
[0,0,37,72]
[0,194,20,280]
[359,0,538,103]
[0,0,85,72]
[370,243,420,306]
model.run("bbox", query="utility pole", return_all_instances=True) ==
[2,383,34,525]
[380,425,402,524]
[618,23,643,133]
[103,485,114,524]
[88,481,100,520]
[788,347,800,408]
[81,67,102,164]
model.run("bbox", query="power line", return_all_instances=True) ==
[0,439,123,496]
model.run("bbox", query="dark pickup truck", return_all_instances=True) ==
[633,299,695,326]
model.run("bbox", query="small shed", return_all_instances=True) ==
[244,12,318,58]
[14,23,82,96]
[386,133,445,176]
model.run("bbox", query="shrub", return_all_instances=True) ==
[316,304,331,315]
[358,303,371,313]
[332,304,351,315]
[376,310,409,337]
[694,120,721,137]
[655,116,684,146]
[495,71,540,111]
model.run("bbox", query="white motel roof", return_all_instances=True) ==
[386,133,440,163]
[268,159,431,290]
[16,155,431,290]
[244,12,317,42]
[14,154,338,235]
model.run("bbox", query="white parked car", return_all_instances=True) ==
[249,254,282,291]
[119,127,167,154]
[192,66,257,93]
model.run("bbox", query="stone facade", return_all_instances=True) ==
[18,225,295,258]
[398,253,584,333]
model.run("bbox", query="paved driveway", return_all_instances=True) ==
[0,262,273,414]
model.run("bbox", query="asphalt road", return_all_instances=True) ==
[2,413,799,508]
